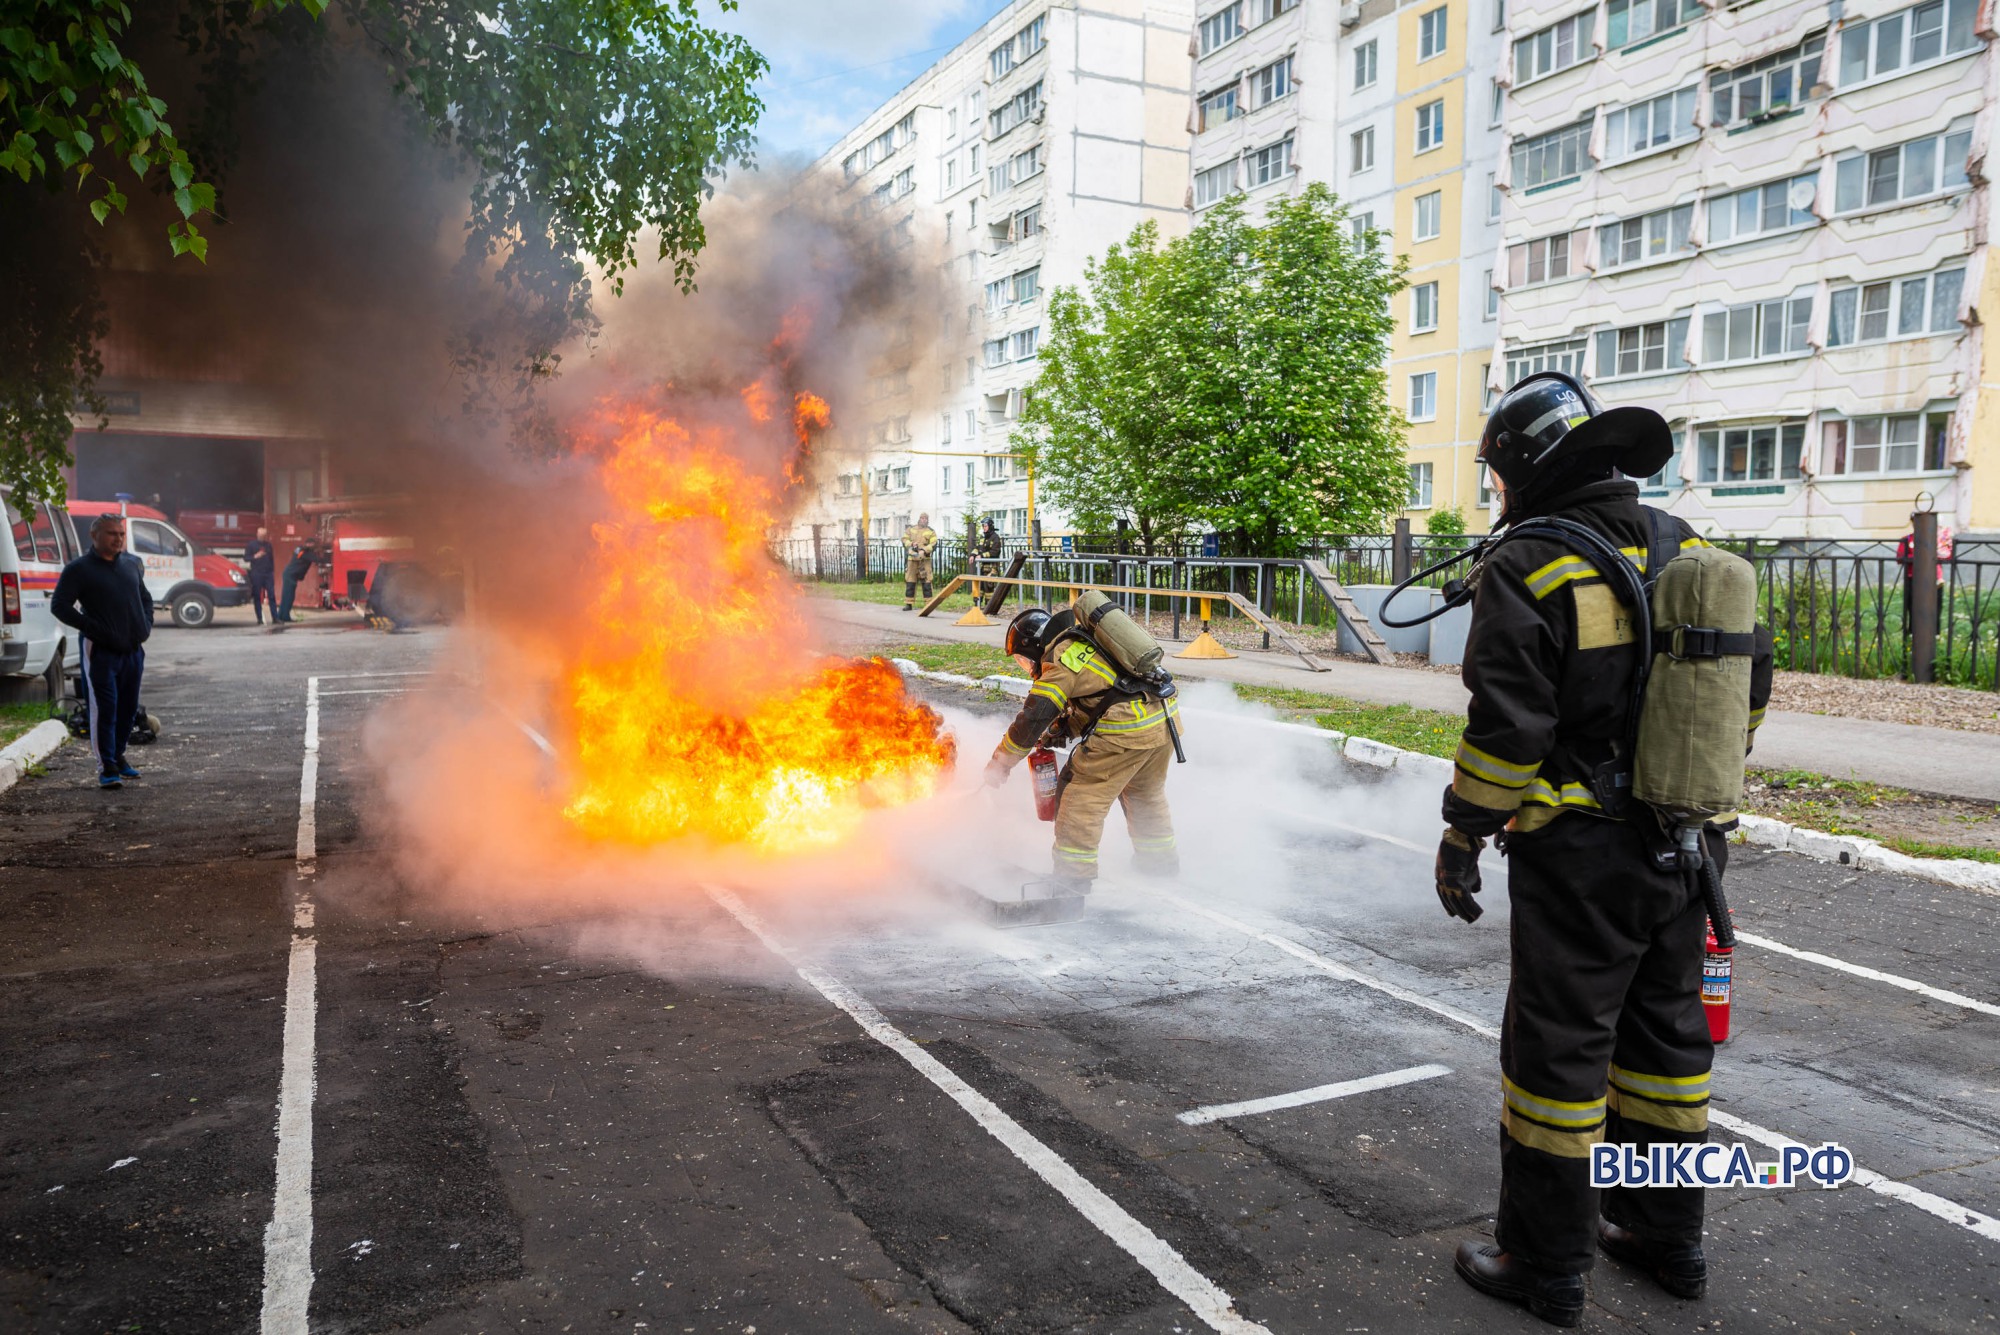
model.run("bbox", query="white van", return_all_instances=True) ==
[1,488,84,695]
[66,501,249,628]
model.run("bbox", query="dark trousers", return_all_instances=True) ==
[250,573,276,622]
[279,573,303,622]
[81,639,143,775]
[1495,815,1719,1273]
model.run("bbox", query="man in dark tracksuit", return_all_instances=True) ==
[52,512,154,789]
[1438,373,1772,1326]
[243,527,277,625]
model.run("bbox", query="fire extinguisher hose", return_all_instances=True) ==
[1698,845,1736,949]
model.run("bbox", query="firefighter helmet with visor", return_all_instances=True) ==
[1478,371,1674,524]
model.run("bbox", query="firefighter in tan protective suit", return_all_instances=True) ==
[982,605,1180,890]
[902,513,938,610]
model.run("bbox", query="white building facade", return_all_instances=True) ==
[1497,0,1999,537]
[798,0,1195,551]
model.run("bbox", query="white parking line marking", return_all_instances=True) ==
[704,884,1272,1335]
[1152,889,1500,1040]
[1179,1065,1453,1126]
[1140,883,2000,1247]
[315,688,409,697]
[1732,931,2000,1020]
[1278,808,2000,1020]
[261,677,321,1335]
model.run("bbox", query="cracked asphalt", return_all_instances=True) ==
[1,622,1996,1333]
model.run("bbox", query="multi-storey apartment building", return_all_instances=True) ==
[1498,0,1997,537]
[796,0,1195,551]
[1189,0,1507,533]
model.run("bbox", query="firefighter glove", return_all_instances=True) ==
[982,756,1011,789]
[1435,827,1485,923]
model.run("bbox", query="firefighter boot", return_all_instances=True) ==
[903,581,916,611]
[1596,1220,1707,1299]
[1454,1242,1586,1328]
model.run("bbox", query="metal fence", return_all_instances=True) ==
[777,531,2000,688]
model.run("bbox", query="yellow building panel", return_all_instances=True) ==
[1397,0,1464,94]
[1394,78,1464,183]
[1398,174,1463,272]
[1394,266,1459,354]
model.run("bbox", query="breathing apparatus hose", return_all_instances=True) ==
[1697,842,1736,949]
[1376,540,1494,629]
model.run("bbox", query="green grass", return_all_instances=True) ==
[1231,684,1463,758]
[0,701,56,748]
[800,579,984,609]
[1879,837,2000,864]
[873,641,1019,679]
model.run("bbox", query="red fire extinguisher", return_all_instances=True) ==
[1702,913,1734,1044]
[1027,746,1060,822]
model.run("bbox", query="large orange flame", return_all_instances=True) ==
[558,400,955,853]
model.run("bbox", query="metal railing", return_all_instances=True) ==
[777,531,2000,688]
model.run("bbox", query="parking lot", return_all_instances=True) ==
[2,621,1996,1333]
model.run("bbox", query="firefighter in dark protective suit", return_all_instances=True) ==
[983,606,1181,890]
[1439,373,1773,1326]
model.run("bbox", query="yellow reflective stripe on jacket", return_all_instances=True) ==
[1094,696,1180,733]
[1524,536,1709,601]
[1520,777,1602,811]
[1502,1075,1607,1128]
[1455,738,1539,790]
[1029,679,1070,709]
[1000,735,1031,758]
[1748,706,1767,729]
[1502,1104,1605,1158]
[1608,1086,1711,1134]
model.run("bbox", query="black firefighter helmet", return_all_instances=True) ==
[1004,605,1070,670]
[1478,371,1675,524]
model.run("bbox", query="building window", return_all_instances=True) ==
[965,462,976,490]
[1408,372,1438,420]
[965,409,977,436]
[1487,173,1501,219]
[1412,282,1440,331]
[1505,337,1586,385]
[1595,316,1691,378]
[1840,0,1979,85]
[1408,462,1435,508]
[894,166,915,196]
[1009,327,1040,361]
[1606,0,1701,49]
[1821,411,1952,475]
[1490,80,1504,126]
[1248,137,1294,186]
[1418,5,1449,59]
[983,337,1008,368]
[1511,119,1592,190]
[989,81,1043,139]
[941,413,953,445]
[989,14,1047,80]
[1515,10,1594,84]
[1700,292,1812,363]
[1641,430,1686,489]
[1834,120,1973,212]
[1251,55,1294,108]
[1013,267,1041,304]
[1484,272,1498,319]
[1014,205,1042,238]
[1009,143,1044,185]
[1198,85,1241,131]
[1415,100,1446,153]
[941,464,953,494]
[1350,210,1376,246]
[985,278,1011,313]
[1706,173,1818,243]
[1603,86,1697,160]
[1711,35,1825,128]
[1200,3,1244,54]
[1258,0,1301,18]
[1599,204,1693,268]
[1413,190,1443,241]
[985,454,1009,481]
[891,465,911,490]
[1355,39,1379,89]
[1351,126,1376,172]
[1011,507,1030,537]
[1827,265,1965,344]
[1195,159,1238,206]
[1697,422,1805,483]
[1507,230,1583,286]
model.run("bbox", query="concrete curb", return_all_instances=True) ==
[891,660,2000,898]
[0,718,69,796]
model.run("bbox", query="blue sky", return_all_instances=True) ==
[702,0,1021,164]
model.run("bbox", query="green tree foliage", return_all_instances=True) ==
[1012,221,1197,552]
[1427,504,1467,535]
[0,0,766,502]
[1016,183,1409,556]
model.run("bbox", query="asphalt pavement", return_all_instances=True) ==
[2,617,1997,1333]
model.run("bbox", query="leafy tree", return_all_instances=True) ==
[1016,184,1408,557]
[1012,221,1199,552]
[1427,504,1467,535]
[0,0,766,501]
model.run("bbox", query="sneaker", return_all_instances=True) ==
[98,772,123,790]
[116,760,140,779]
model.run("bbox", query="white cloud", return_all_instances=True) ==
[701,0,1016,157]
